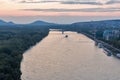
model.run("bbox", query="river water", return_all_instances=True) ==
[21,31,120,80]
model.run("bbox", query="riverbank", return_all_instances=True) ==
[21,31,120,80]
[78,32,120,59]
[0,27,49,80]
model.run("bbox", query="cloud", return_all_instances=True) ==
[19,0,59,3]
[106,0,120,4]
[14,0,103,5]
[12,0,120,5]
[21,7,120,12]
[61,1,103,5]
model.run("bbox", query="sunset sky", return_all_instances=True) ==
[0,0,120,24]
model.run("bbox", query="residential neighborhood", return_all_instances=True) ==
[103,30,120,40]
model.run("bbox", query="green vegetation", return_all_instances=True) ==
[0,19,120,79]
[0,26,49,80]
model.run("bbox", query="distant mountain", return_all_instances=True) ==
[72,19,120,25]
[0,19,58,27]
[71,19,120,28]
[0,20,15,26]
[8,21,15,25]
[0,20,7,25]
[29,20,57,26]
[0,19,120,28]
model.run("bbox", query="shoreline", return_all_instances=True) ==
[78,32,120,59]
[0,27,49,80]
[20,32,50,80]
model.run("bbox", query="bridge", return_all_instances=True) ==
[50,29,65,34]
[50,29,62,31]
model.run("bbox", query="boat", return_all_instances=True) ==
[65,35,68,38]
[98,43,103,48]
[103,48,112,56]
[116,53,120,58]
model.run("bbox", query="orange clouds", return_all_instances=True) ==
[0,0,120,17]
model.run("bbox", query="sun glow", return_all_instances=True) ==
[0,0,119,17]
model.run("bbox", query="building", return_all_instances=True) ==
[103,30,120,40]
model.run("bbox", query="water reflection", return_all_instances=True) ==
[21,31,120,80]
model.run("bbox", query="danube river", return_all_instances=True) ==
[21,31,120,80]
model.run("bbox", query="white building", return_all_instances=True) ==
[103,30,120,40]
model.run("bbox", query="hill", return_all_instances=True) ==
[0,20,14,26]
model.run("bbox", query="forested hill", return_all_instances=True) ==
[0,19,57,27]
[40,19,120,31]
[0,26,49,80]
[71,20,120,29]
[0,19,120,29]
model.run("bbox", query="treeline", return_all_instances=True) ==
[0,26,49,80]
